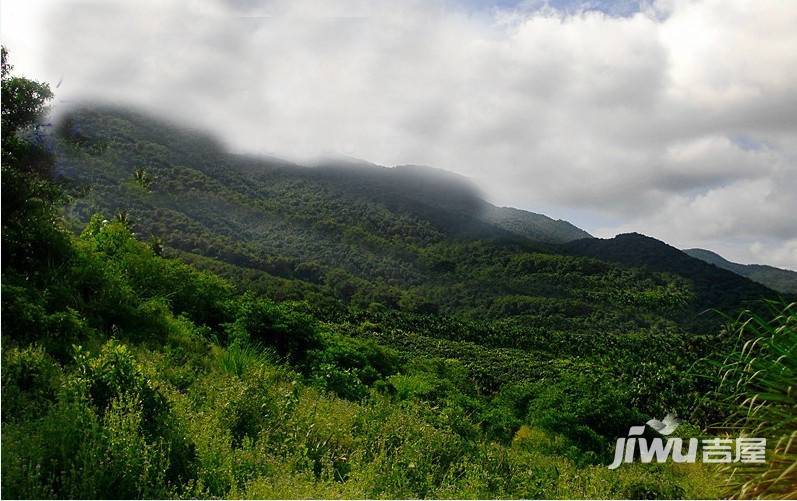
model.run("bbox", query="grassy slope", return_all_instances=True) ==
[2,215,722,499]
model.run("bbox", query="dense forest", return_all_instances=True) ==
[2,48,794,499]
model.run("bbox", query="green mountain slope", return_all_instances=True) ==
[564,233,782,329]
[57,107,588,243]
[54,106,777,332]
[684,248,797,294]
[483,205,592,243]
[374,164,593,242]
[49,104,784,409]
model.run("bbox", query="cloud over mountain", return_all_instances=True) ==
[3,0,795,268]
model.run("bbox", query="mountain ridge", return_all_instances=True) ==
[55,105,591,245]
[53,105,778,332]
[563,232,782,329]
[684,248,797,294]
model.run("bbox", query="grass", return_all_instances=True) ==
[715,301,796,499]
[216,341,276,377]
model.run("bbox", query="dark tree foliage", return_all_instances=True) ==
[1,47,68,275]
[1,48,53,174]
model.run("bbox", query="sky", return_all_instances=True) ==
[2,0,796,269]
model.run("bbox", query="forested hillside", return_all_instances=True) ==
[684,248,797,294]
[564,233,786,331]
[54,106,774,329]
[49,104,786,412]
[2,52,787,499]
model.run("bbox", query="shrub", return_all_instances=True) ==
[71,341,167,435]
[492,372,643,458]
[311,363,368,401]
[80,215,233,327]
[0,391,175,498]
[224,295,321,361]
[1,345,61,422]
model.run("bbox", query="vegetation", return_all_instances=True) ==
[713,303,797,499]
[684,248,797,295]
[55,107,780,330]
[1,48,791,498]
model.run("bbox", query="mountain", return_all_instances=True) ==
[482,205,592,243]
[684,248,797,294]
[5,57,783,501]
[564,233,781,329]
[52,106,778,333]
[5,103,782,500]
[56,107,588,246]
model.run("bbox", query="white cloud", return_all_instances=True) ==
[749,239,797,270]
[2,0,795,268]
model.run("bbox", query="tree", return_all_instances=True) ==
[1,47,67,272]
[1,46,54,172]
[1,45,13,79]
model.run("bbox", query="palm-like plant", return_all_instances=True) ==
[133,167,153,191]
[716,301,796,499]
[114,209,130,226]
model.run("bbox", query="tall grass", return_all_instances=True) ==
[216,341,276,377]
[716,301,796,499]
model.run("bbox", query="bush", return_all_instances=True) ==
[491,372,643,458]
[224,295,321,361]
[1,345,61,422]
[80,215,233,327]
[307,336,399,399]
[71,341,167,435]
[0,395,176,499]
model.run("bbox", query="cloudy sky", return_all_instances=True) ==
[3,0,796,269]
